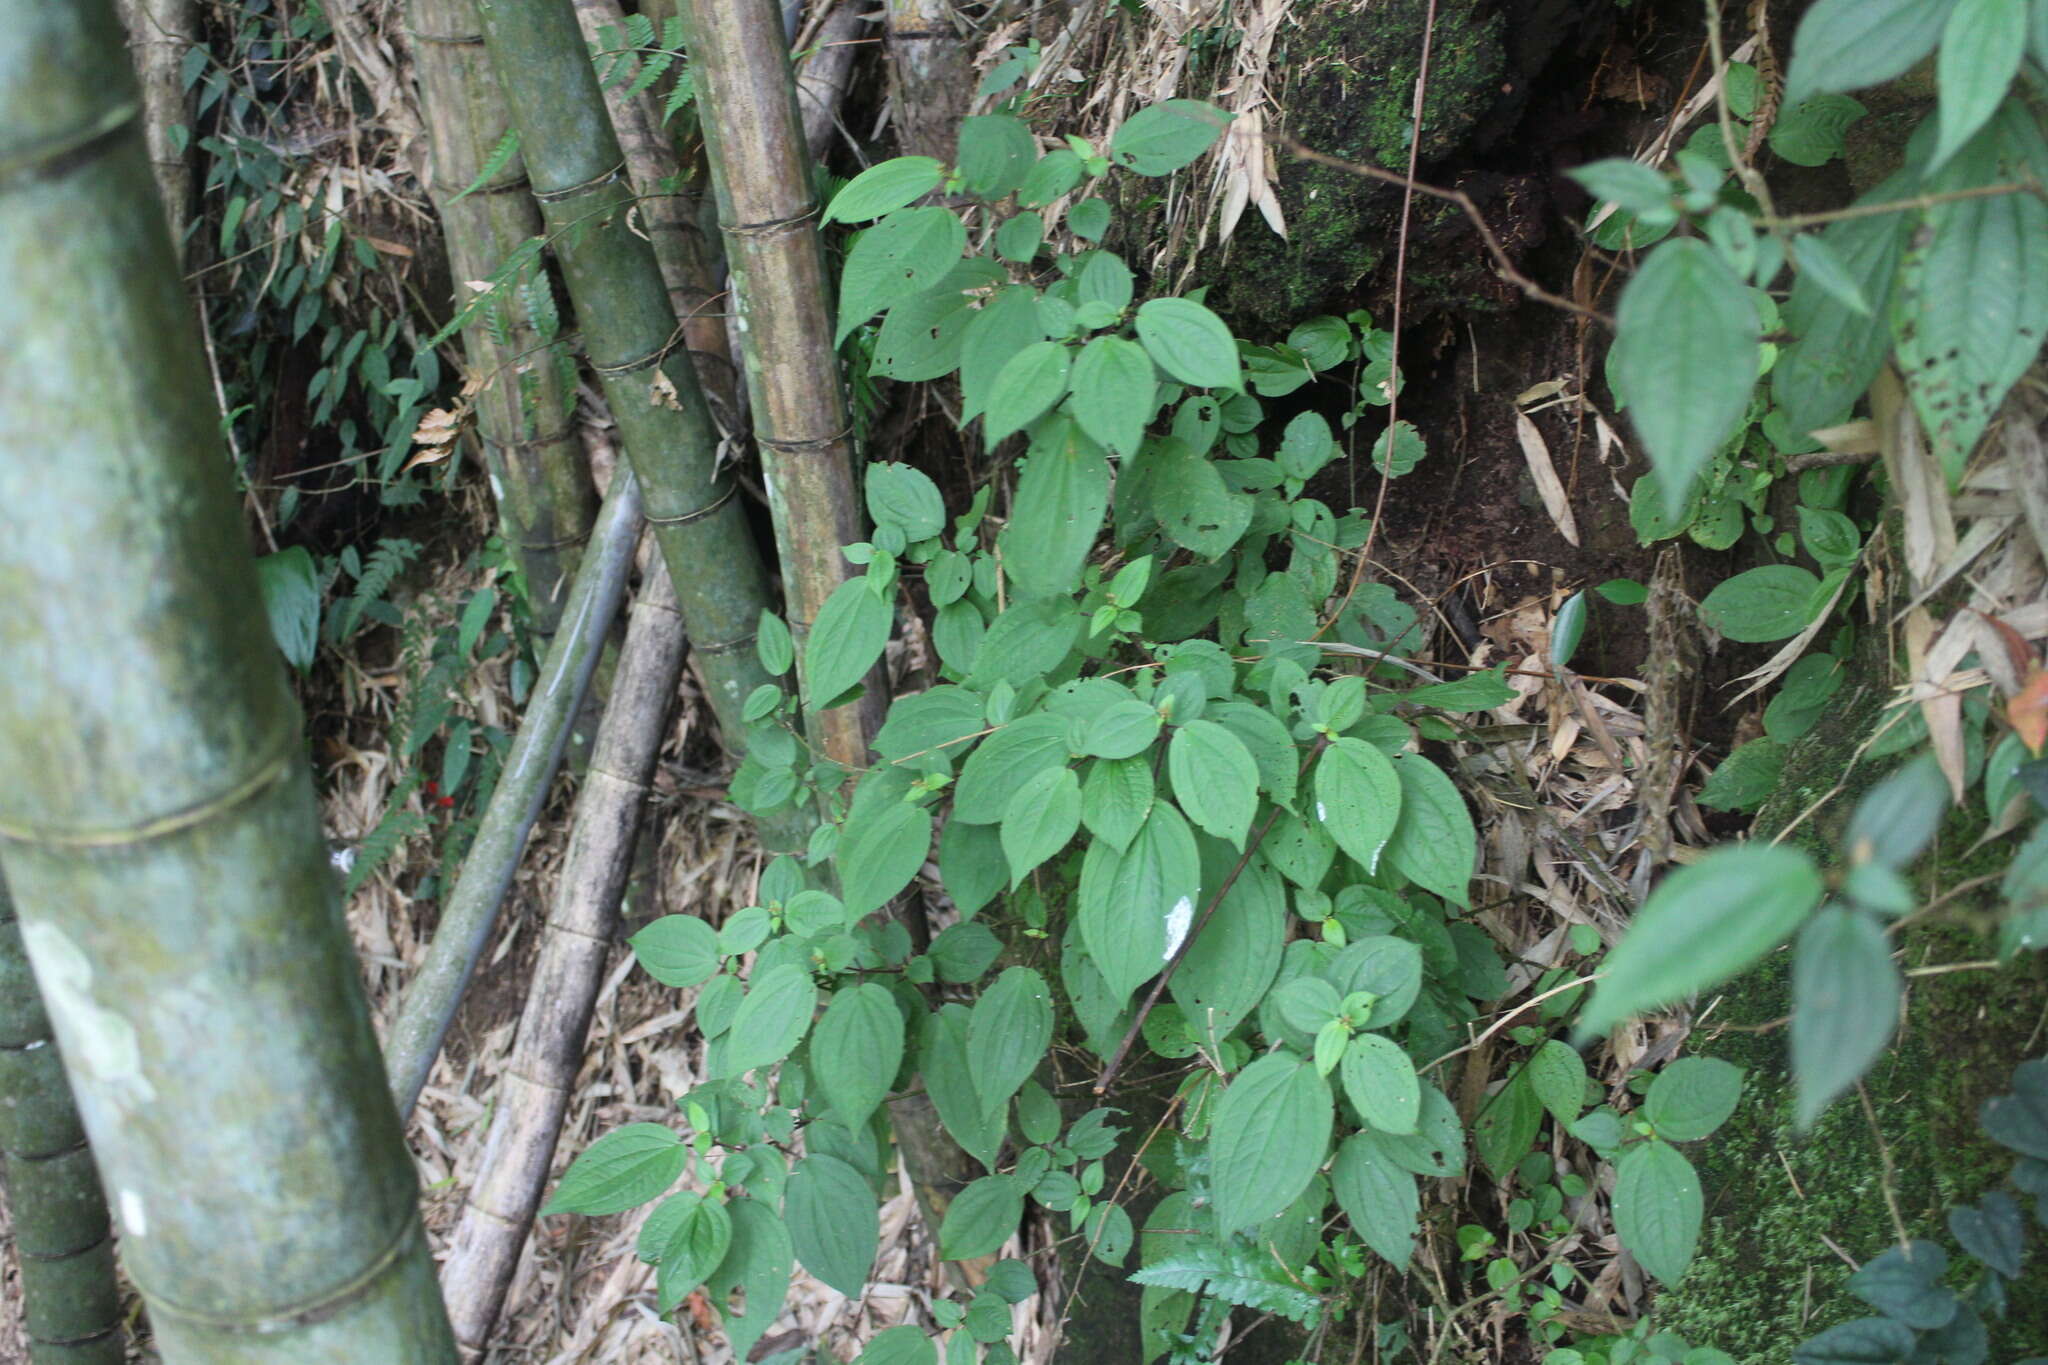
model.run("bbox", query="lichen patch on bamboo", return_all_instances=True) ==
[19,919,156,1106]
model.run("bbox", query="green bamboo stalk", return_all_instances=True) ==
[570,0,739,428]
[383,468,645,1118]
[410,0,596,637]
[438,559,688,1353]
[682,0,882,773]
[474,0,785,759]
[0,870,124,1365]
[0,3,456,1358]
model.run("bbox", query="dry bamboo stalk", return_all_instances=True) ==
[796,0,872,159]
[113,0,197,248]
[571,0,739,425]
[437,559,687,1356]
[410,0,597,637]
[684,0,881,773]
[884,0,968,163]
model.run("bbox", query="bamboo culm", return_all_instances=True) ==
[438,560,688,1354]
[682,0,880,774]
[0,871,124,1365]
[383,468,645,1119]
[0,4,457,1356]
[473,0,788,768]
[410,0,596,638]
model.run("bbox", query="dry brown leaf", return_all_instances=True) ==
[1514,410,1580,545]
[650,368,683,411]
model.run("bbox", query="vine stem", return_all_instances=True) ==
[1091,735,1330,1096]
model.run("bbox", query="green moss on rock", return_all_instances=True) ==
[1650,666,2048,1361]
[1203,0,1506,334]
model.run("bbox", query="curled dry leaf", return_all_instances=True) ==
[1513,409,1579,546]
[401,406,465,471]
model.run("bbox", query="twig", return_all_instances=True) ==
[1762,180,2044,232]
[1784,449,1879,473]
[1091,736,1331,1095]
[1856,1082,1912,1255]
[1276,136,1612,328]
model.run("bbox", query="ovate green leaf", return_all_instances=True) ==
[1069,335,1155,456]
[719,964,817,1077]
[1577,844,1825,1039]
[1697,565,1823,643]
[838,799,933,919]
[824,156,945,225]
[984,340,1072,445]
[955,713,1072,823]
[1001,765,1081,884]
[1168,720,1261,846]
[812,983,904,1129]
[1645,1056,1745,1141]
[1608,239,1761,516]
[1528,1040,1589,1125]
[1613,1140,1701,1285]
[1341,1032,1421,1134]
[968,967,1055,1117]
[858,1326,938,1365]
[1078,801,1201,1001]
[1210,1053,1335,1232]
[784,1154,879,1296]
[630,914,723,988]
[705,1199,794,1361]
[999,421,1111,598]
[1791,907,1900,1128]
[1784,0,1958,106]
[1331,1133,1419,1269]
[838,207,967,342]
[940,1175,1024,1259]
[1933,0,2024,169]
[1387,753,1476,908]
[1313,737,1401,874]
[1081,754,1154,852]
[805,575,893,707]
[1135,298,1242,391]
[1109,99,1230,175]
[544,1122,686,1215]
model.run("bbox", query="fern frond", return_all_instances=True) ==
[625,48,673,102]
[1130,1247,1322,1329]
[447,129,520,206]
[344,802,427,897]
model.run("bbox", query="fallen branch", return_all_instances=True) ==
[384,468,644,1117]
[438,555,687,1355]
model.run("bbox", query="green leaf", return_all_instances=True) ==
[1935,0,2025,168]
[1473,1070,1545,1183]
[641,1192,732,1308]
[1210,1053,1335,1232]
[1608,239,1761,516]
[1697,565,1823,643]
[812,982,904,1129]
[958,114,1036,198]
[1551,591,1588,669]
[1790,1317,1919,1365]
[839,799,933,919]
[1645,1057,1745,1141]
[1791,906,1900,1128]
[959,286,1042,421]
[923,1005,1006,1170]
[967,596,1083,689]
[866,462,947,541]
[999,421,1111,598]
[1001,765,1081,884]
[1982,1057,2048,1156]
[1076,251,1135,311]
[784,1154,879,1297]
[1568,158,1674,214]
[1331,1133,1418,1269]
[874,686,987,763]
[255,547,319,670]
[824,156,945,225]
[1846,1242,1957,1329]
[1896,108,2048,480]
[545,1122,686,1215]
[1371,420,1427,478]
[706,1199,794,1361]
[1109,99,1230,175]
[1386,753,1476,908]
[1068,335,1155,456]
[1211,701,1301,804]
[1135,298,1242,391]
[984,340,1073,445]
[1375,1085,1466,1177]
[1168,720,1261,846]
[1313,737,1401,874]
[1949,1192,2026,1276]
[1068,198,1111,241]
[1783,0,1958,106]
[956,713,1073,823]
[1019,148,1085,207]
[758,611,795,676]
[1528,1040,1589,1125]
[838,207,967,342]
[940,1175,1025,1259]
[1151,439,1254,557]
[1770,94,1868,166]
[939,818,1008,920]
[1778,199,1909,433]
[805,575,893,708]
[995,210,1044,264]
[1085,1201,1136,1267]
[629,914,723,988]
[929,921,1002,983]
[859,1326,938,1365]
[1844,753,1949,870]
[1079,699,1164,761]
[1081,754,1154,851]
[1079,802,1201,1001]
[1576,844,1825,1039]
[1790,234,1872,316]
[1341,1032,1421,1134]
[968,967,1055,1118]
[1698,737,1787,812]
[1613,1139,1702,1285]
[1276,410,1336,481]
[719,964,817,1077]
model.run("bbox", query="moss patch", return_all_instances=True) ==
[1649,669,2048,1361]
[1202,0,1507,335]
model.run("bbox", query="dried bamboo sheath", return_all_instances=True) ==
[0,4,456,1357]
